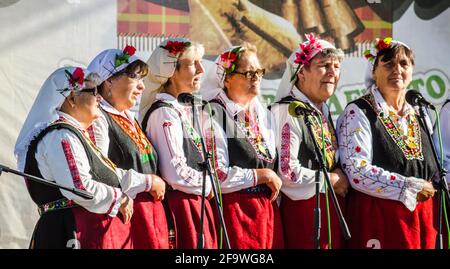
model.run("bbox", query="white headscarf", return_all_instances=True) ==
[87,45,141,84]
[138,37,193,123]
[363,38,411,88]
[275,34,337,102]
[199,45,274,137]
[200,46,243,101]
[14,67,100,171]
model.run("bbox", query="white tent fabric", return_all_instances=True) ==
[0,0,116,248]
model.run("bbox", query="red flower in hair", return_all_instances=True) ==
[218,46,242,74]
[364,37,393,62]
[115,45,136,67]
[220,51,237,70]
[161,41,191,56]
[376,38,392,51]
[68,67,84,88]
[123,45,136,57]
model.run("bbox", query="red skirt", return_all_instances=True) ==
[72,207,132,249]
[280,193,346,249]
[221,192,284,249]
[166,190,218,249]
[345,190,436,249]
[130,192,169,249]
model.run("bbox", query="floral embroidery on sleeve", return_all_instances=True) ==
[338,106,411,200]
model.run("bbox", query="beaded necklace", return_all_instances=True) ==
[235,107,274,162]
[362,93,423,160]
[304,110,337,170]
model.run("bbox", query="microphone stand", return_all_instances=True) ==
[0,164,93,199]
[190,99,231,249]
[298,111,351,249]
[415,105,450,249]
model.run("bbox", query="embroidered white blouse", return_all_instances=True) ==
[206,91,276,193]
[144,93,212,196]
[35,111,148,217]
[271,87,333,200]
[336,87,427,211]
[91,99,153,199]
[433,101,450,183]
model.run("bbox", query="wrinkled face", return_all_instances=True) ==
[108,71,145,112]
[224,53,262,100]
[73,89,103,124]
[373,50,413,94]
[297,54,341,105]
[171,57,205,95]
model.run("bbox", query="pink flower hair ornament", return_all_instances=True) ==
[290,33,324,82]
[218,46,242,75]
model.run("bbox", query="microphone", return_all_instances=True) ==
[288,101,317,117]
[177,93,207,106]
[405,90,435,109]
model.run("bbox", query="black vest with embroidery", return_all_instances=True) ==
[142,100,203,172]
[24,122,120,206]
[210,99,277,193]
[350,96,438,179]
[101,109,158,174]
[275,95,338,172]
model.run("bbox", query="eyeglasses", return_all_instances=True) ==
[123,72,145,82]
[233,68,265,79]
[79,87,98,96]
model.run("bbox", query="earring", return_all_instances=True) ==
[107,90,112,97]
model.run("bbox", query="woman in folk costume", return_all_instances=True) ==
[270,33,349,249]
[87,45,168,249]
[138,38,218,249]
[336,38,438,249]
[200,43,283,249]
[14,67,138,249]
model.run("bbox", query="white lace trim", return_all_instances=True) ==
[400,176,425,211]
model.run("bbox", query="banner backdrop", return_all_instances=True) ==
[0,0,117,248]
[0,0,448,248]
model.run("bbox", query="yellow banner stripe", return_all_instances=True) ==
[361,20,392,29]
[118,13,190,23]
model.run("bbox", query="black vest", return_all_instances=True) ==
[142,100,204,172]
[210,99,277,193]
[101,109,158,175]
[350,96,438,179]
[275,95,338,172]
[24,121,120,206]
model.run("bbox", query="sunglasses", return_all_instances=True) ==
[79,87,98,96]
[233,68,265,79]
